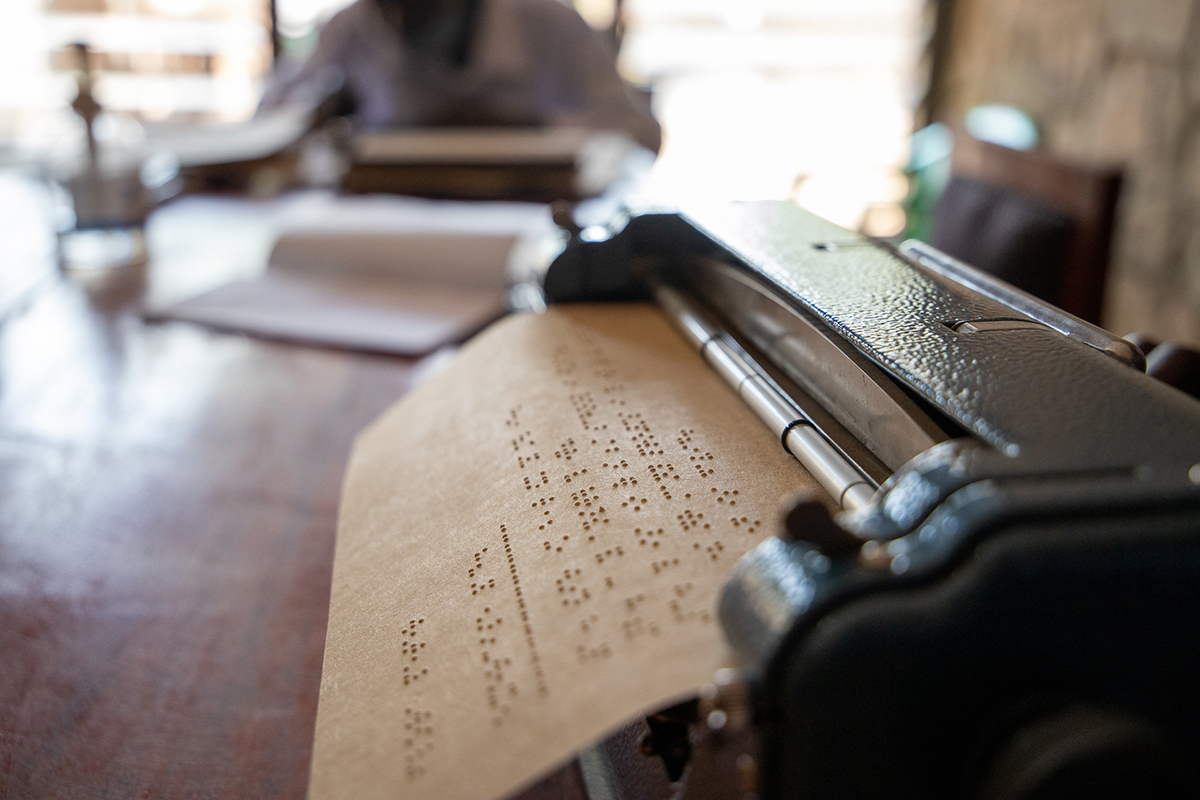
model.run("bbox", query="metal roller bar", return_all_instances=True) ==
[655,285,877,512]
[900,239,1145,370]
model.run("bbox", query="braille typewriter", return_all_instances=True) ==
[539,201,1200,800]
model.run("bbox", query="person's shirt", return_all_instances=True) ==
[261,0,661,152]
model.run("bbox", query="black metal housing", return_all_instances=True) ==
[543,201,1200,798]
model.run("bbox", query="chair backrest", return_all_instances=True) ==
[931,132,1122,325]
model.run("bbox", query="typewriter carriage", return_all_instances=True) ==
[542,201,1200,799]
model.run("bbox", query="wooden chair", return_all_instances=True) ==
[930,132,1122,325]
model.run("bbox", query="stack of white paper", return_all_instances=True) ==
[151,193,555,355]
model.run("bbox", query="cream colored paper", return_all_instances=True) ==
[310,304,829,800]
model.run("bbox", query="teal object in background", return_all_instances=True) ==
[965,104,1040,150]
[902,106,1039,242]
[901,122,953,243]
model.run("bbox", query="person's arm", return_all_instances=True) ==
[534,0,662,152]
[258,3,361,114]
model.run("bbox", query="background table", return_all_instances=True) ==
[0,171,623,800]
[0,177,421,798]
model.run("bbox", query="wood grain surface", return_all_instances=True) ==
[0,181,418,799]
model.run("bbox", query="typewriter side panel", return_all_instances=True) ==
[765,505,1200,800]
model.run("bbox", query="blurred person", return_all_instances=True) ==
[261,0,661,152]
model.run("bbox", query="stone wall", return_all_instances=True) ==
[940,0,1200,342]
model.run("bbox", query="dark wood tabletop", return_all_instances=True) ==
[0,178,418,799]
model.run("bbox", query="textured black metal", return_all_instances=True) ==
[671,202,1200,469]
[765,509,1200,800]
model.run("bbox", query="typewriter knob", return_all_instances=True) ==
[780,492,860,555]
[976,706,1196,800]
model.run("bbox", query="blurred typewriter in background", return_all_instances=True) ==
[539,200,1200,800]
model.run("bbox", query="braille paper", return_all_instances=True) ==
[309,304,829,800]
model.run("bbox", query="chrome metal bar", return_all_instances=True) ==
[578,743,622,800]
[899,239,1145,370]
[656,285,876,512]
[677,258,945,472]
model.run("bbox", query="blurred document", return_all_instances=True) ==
[150,194,554,355]
[143,106,311,168]
[344,128,640,199]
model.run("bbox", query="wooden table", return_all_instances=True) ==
[0,178,420,798]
